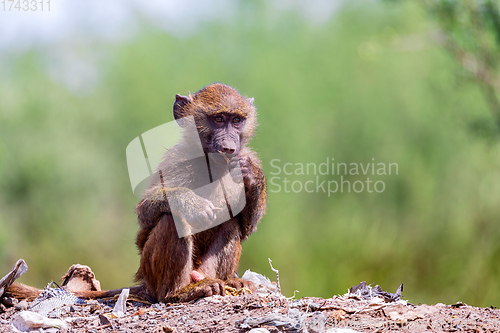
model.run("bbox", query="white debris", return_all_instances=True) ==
[241,270,277,295]
[112,288,129,317]
[11,311,69,332]
[0,259,28,297]
[248,328,271,333]
[30,283,84,317]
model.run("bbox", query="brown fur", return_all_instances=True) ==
[135,83,266,302]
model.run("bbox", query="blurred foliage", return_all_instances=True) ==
[1,0,500,307]
[420,0,500,131]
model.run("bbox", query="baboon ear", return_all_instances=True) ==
[247,97,254,105]
[173,94,191,120]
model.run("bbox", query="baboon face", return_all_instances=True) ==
[206,112,245,156]
[173,83,256,157]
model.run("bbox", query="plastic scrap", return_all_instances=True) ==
[29,283,85,317]
[11,311,69,332]
[267,258,281,294]
[348,281,403,302]
[112,288,129,318]
[0,259,28,297]
[241,270,277,295]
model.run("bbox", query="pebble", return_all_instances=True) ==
[152,303,165,310]
[14,300,28,311]
[2,297,18,307]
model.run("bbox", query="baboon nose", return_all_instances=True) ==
[221,140,237,155]
[222,147,236,154]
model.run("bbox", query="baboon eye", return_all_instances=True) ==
[214,116,224,123]
[232,117,241,124]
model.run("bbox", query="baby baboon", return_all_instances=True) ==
[135,83,267,302]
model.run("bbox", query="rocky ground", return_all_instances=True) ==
[1,288,499,332]
[1,261,499,332]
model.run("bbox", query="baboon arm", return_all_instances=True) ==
[240,158,267,240]
[136,198,170,230]
[136,186,196,230]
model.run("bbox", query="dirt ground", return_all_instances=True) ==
[1,289,499,332]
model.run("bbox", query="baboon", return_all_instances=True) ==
[5,83,266,303]
[135,83,267,302]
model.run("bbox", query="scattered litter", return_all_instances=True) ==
[112,288,129,318]
[268,258,281,295]
[10,311,69,332]
[0,259,28,297]
[29,283,85,317]
[225,285,252,296]
[237,311,302,331]
[241,270,277,295]
[1,261,492,332]
[347,281,403,303]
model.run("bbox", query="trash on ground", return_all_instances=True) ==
[112,288,129,318]
[29,283,85,317]
[347,281,403,303]
[241,270,277,295]
[10,311,69,332]
[0,259,28,298]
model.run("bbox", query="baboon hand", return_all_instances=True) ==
[177,193,218,228]
[228,157,244,183]
[234,156,254,186]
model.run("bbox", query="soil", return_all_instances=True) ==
[1,290,499,332]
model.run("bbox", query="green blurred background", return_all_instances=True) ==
[1,0,500,307]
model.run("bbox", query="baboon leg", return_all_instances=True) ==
[137,214,192,302]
